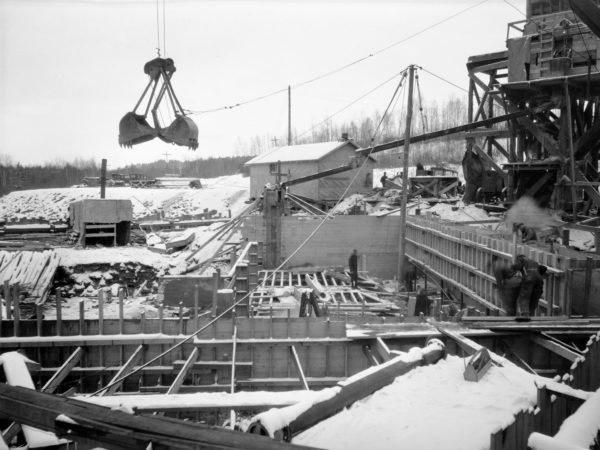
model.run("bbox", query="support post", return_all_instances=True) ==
[564,82,577,222]
[56,290,62,336]
[398,65,415,284]
[100,158,107,199]
[288,85,292,145]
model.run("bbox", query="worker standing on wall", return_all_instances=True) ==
[348,249,359,288]
[492,255,522,316]
[515,254,542,318]
[380,172,388,188]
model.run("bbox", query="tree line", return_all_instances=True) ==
[0,156,251,195]
[234,95,469,168]
[0,95,470,195]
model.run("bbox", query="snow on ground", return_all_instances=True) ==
[411,201,492,222]
[293,355,538,450]
[0,174,250,222]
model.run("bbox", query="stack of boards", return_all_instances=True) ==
[0,250,60,304]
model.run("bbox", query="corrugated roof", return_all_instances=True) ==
[245,140,358,166]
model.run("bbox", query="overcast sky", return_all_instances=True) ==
[0,0,526,168]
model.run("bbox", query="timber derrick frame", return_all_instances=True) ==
[466,7,600,232]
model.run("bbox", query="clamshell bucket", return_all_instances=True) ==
[118,112,157,148]
[159,115,199,150]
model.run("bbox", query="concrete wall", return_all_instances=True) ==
[241,215,401,278]
[158,275,221,308]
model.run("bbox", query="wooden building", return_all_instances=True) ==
[245,139,375,201]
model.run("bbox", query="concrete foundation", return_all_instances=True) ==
[241,215,401,278]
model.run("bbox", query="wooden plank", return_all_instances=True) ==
[100,345,144,396]
[167,347,199,395]
[373,337,392,362]
[289,345,310,391]
[0,384,316,450]
[530,335,581,363]
[42,347,83,394]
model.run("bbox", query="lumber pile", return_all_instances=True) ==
[0,250,60,304]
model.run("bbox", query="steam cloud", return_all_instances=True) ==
[504,196,565,230]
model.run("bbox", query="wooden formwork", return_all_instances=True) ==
[489,331,600,450]
[405,215,600,315]
[0,313,369,394]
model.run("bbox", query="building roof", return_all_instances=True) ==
[245,140,359,166]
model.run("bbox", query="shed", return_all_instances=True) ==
[245,139,375,201]
[69,199,133,247]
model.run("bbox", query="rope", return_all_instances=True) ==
[295,70,406,141]
[415,71,428,133]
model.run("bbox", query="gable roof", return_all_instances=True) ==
[245,140,359,166]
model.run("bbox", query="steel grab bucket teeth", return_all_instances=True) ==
[159,115,199,150]
[118,112,157,148]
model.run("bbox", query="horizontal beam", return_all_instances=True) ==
[357,103,553,156]
[529,335,581,362]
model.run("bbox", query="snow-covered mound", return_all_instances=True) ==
[293,355,538,450]
[0,174,250,222]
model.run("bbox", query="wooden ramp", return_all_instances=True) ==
[0,250,60,304]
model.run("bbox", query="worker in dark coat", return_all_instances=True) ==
[348,249,359,288]
[380,172,388,188]
[492,255,522,316]
[415,287,429,316]
[517,223,537,243]
[529,265,547,316]
[515,254,542,317]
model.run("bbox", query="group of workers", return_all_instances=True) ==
[492,254,547,318]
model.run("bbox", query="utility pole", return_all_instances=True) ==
[288,85,292,145]
[398,65,415,286]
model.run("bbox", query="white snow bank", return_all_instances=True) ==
[240,387,341,437]
[0,174,249,222]
[553,387,600,448]
[56,246,171,270]
[0,352,66,447]
[293,355,539,450]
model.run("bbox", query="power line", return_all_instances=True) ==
[187,0,491,115]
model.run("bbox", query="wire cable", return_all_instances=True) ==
[503,0,526,17]
[295,70,407,141]
[415,71,428,133]
[420,67,468,93]
[187,0,491,115]
[155,0,161,56]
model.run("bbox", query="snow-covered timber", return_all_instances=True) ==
[245,339,446,441]
[0,383,319,450]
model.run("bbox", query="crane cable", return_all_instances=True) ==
[415,71,428,133]
[155,0,166,57]
[89,66,410,397]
